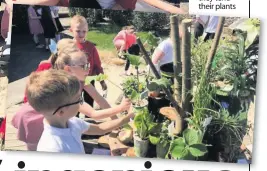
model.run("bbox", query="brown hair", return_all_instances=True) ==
[26,69,81,113]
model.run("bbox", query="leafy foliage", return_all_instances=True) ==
[134,108,160,140]
[147,77,171,92]
[149,120,171,147]
[122,76,146,99]
[170,129,208,160]
[132,12,170,31]
[206,109,248,162]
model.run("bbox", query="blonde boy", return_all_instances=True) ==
[70,15,107,112]
[27,70,134,153]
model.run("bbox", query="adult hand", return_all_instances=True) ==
[119,98,131,112]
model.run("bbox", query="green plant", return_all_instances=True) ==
[207,109,248,162]
[149,120,171,158]
[147,77,172,92]
[134,108,159,140]
[122,76,146,102]
[132,12,170,32]
[149,120,171,146]
[212,32,254,98]
[85,73,108,85]
[169,129,208,160]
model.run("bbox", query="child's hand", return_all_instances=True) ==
[119,98,131,112]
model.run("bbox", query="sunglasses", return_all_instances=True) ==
[70,63,90,71]
[52,96,84,115]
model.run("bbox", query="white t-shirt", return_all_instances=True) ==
[205,16,219,33]
[156,38,173,66]
[97,0,116,9]
[37,117,90,153]
[150,38,173,73]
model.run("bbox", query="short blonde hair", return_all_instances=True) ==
[26,69,81,113]
[50,38,87,69]
[70,15,88,27]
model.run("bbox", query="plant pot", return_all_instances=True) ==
[156,143,170,159]
[148,93,170,122]
[134,135,149,157]
[133,99,148,112]
[160,63,174,83]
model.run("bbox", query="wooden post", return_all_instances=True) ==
[170,15,182,106]
[136,38,183,118]
[205,17,225,75]
[181,19,192,114]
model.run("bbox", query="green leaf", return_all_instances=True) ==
[183,129,199,145]
[126,53,141,66]
[189,144,207,157]
[130,90,139,101]
[149,135,160,145]
[170,138,187,159]
[95,74,108,82]
[85,74,108,85]
[85,76,97,85]
[147,77,171,91]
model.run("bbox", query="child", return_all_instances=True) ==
[37,6,57,50]
[113,25,137,76]
[13,42,130,151]
[50,6,64,42]
[27,5,45,48]
[70,15,107,111]
[26,69,134,153]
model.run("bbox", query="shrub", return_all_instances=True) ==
[132,12,170,31]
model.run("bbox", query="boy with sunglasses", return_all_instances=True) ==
[70,15,107,113]
[26,69,134,153]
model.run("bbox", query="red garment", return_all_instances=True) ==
[23,62,52,103]
[1,6,10,39]
[11,103,44,151]
[113,30,137,50]
[76,41,103,76]
[115,0,137,10]
[57,0,69,6]
[0,117,6,141]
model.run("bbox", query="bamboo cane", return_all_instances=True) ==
[181,19,192,114]
[205,17,225,75]
[170,15,182,106]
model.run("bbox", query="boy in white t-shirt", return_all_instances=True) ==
[150,26,182,74]
[26,69,134,153]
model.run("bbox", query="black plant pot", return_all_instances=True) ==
[212,94,241,115]
[148,94,171,122]
[160,63,174,83]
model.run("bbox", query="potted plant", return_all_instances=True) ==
[122,76,148,111]
[146,77,172,122]
[133,108,159,157]
[169,129,208,160]
[149,120,171,158]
